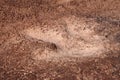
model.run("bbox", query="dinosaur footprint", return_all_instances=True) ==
[24,16,106,61]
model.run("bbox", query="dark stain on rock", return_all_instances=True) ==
[114,33,120,42]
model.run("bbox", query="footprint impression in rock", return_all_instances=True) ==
[24,16,107,61]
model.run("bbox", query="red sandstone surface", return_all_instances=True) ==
[0,0,120,80]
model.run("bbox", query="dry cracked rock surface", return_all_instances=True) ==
[0,0,120,80]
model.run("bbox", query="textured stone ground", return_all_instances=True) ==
[0,0,120,80]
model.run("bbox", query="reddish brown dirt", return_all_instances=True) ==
[0,0,120,80]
